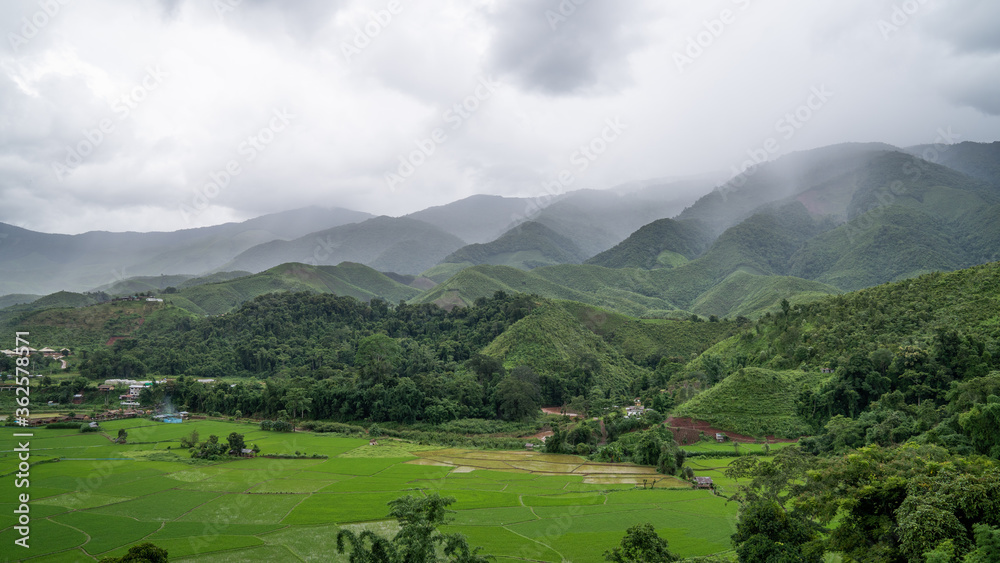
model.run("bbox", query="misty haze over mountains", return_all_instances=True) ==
[3,141,998,319]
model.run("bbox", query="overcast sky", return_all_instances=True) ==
[1,0,999,234]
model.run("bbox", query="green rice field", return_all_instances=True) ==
[1,420,740,562]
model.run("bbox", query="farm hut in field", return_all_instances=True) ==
[525,442,535,450]
[694,477,713,489]
[715,433,728,442]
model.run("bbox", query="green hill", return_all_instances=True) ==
[0,291,100,325]
[481,303,650,396]
[673,367,829,438]
[415,264,682,317]
[697,260,1000,374]
[785,152,999,290]
[177,270,253,289]
[0,298,172,348]
[94,274,194,295]
[558,301,735,367]
[416,204,839,319]
[689,271,840,319]
[0,293,40,309]
[585,218,711,269]
[173,262,422,315]
[442,221,587,270]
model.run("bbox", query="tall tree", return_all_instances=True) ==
[603,523,677,563]
[356,334,402,388]
[336,493,491,563]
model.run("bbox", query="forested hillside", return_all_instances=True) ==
[671,261,1000,455]
[441,221,587,270]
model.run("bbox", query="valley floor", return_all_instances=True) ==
[0,419,740,562]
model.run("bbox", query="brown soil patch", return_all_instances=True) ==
[666,416,797,445]
[541,407,581,417]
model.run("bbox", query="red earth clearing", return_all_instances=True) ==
[666,416,798,445]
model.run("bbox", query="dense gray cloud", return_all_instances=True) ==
[0,0,998,234]
[485,0,650,95]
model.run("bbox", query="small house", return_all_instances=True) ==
[240,448,255,458]
[525,442,535,450]
[715,433,728,442]
[694,477,713,489]
[39,347,66,358]
[72,393,84,404]
[625,406,646,418]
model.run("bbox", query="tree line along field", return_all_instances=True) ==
[1,419,739,562]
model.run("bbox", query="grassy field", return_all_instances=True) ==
[1,419,740,562]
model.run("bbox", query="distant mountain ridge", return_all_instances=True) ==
[2,141,998,322]
[0,206,371,295]
[221,215,466,275]
[442,221,588,270]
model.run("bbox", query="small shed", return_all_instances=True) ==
[72,393,84,404]
[240,448,255,458]
[525,442,535,450]
[715,432,728,442]
[694,477,713,489]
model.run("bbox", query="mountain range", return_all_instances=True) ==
[2,140,998,320]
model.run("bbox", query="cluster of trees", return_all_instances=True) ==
[98,542,167,563]
[184,431,257,460]
[725,445,1000,562]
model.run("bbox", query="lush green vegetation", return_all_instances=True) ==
[443,221,587,270]
[673,368,828,438]
[585,218,711,270]
[168,262,422,316]
[0,419,737,562]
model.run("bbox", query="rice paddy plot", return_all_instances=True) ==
[450,506,538,526]
[521,492,606,507]
[148,521,284,540]
[94,475,187,497]
[307,456,407,475]
[0,518,88,559]
[282,491,409,525]
[258,523,347,562]
[177,493,305,525]
[34,491,133,510]
[249,478,335,493]
[340,441,442,458]
[52,512,161,556]
[318,476,417,493]
[445,490,522,510]
[440,524,564,562]
[88,489,222,521]
[531,502,654,519]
